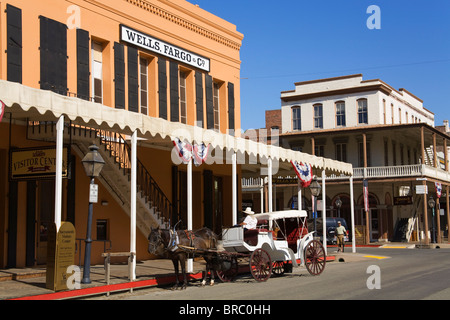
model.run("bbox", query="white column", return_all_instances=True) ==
[232,152,237,225]
[297,179,302,211]
[268,157,273,213]
[187,158,193,273]
[130,131,137,281]
[321,170,327,256]
[350,176,356,253]
[260,178,264,213]
[54,115,64,231]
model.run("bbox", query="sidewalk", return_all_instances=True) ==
[1,258,209,300]
[2,241,448,300]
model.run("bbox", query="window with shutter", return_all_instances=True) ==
[128,46,139,112]
[39,16,67,95]
[158,58,167,119]
[7,4,22,84]
[76,29,90,101]
[114,42,125,109]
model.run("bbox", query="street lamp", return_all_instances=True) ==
[81,144,105,284]
[428,196,436,244]
[309,176,321,233]
[335,196,342,218]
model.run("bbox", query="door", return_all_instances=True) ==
[361,208,379,242]
[213,176,223,235]
[36,180,55,265]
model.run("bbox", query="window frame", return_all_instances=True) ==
[357,98,368,125]
[292,106,301,131]
[313,104,323,129]
[335,101,346,127]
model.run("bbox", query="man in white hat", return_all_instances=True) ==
[240,207,257,230]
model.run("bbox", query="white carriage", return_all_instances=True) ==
[218,210,326,282]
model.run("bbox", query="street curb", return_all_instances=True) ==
[8,256,336,300]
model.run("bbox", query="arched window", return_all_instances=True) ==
[357,98,368,124]
[313,104,323,129]
[335,101,346,127]
[292,106,301,131]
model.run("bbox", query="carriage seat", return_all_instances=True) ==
[244,229,259,246]
[287,228,309,253]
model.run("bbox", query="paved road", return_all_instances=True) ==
[89,247,450,303]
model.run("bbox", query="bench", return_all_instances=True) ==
[101,252,135,296]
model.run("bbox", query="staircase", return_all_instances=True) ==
[27,121,173,237]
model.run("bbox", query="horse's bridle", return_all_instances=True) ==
[148,230,165,254]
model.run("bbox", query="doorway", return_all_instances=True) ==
[213,176,223,235]
[361,208,379,241]
[36,180,55,265]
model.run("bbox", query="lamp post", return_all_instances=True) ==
[81,144,105,284]
[428,196,436,244]
[336,196,342,218]
[309,176,321,234]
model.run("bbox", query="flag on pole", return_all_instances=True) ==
[435,182,442,198]
[363,179,369,212]
[291,160,313,187]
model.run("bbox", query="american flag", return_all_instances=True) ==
[363,179,369,212]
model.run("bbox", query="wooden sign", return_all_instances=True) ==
[10,146,68,180]
[46,222,76,291]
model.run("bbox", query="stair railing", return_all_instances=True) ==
[96,130,174,226]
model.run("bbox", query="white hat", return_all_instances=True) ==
[244,207,255,215]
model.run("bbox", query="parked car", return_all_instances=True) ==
[307,217,351,244]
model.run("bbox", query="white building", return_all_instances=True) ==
[247,74,450,244]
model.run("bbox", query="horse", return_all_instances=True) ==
[148,226,218,290]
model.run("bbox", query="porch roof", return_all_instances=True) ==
[0,80,352,176]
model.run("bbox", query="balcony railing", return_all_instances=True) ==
[242,164,450,187]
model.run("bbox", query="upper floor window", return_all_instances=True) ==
[139,57,148,115]
[92,41,103,104]
[314,104,323,129]
[292,106,301,131]
[213,82,220,131]
[179,70,187,124]
[336,101,346,127]
[357,99,368,124]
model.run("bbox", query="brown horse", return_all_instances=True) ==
[148,226,218,290]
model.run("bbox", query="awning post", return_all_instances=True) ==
[321,170,327,256]
[54,115,64,231]
[130,131,137,281]
[350,176,356,253]
[268,157,273,213]
[187,157,193,273]
[232,152,237,225]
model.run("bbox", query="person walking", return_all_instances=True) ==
[335,221,347,252]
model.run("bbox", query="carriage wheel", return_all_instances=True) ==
[217,257,238,282]
[272,261,285,276]
[249,249,272,282]
[304,240,326,276]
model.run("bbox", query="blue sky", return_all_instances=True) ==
[187,0,450,131]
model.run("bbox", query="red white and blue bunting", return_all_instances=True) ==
[291,160,313,187]
[172,138,210,166]
[435,182,442,198]
[0,100,5,123]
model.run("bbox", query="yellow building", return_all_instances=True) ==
[0,0,244,268]
[0,0,352,272]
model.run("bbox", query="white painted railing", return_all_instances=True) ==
[242,164,450,186]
